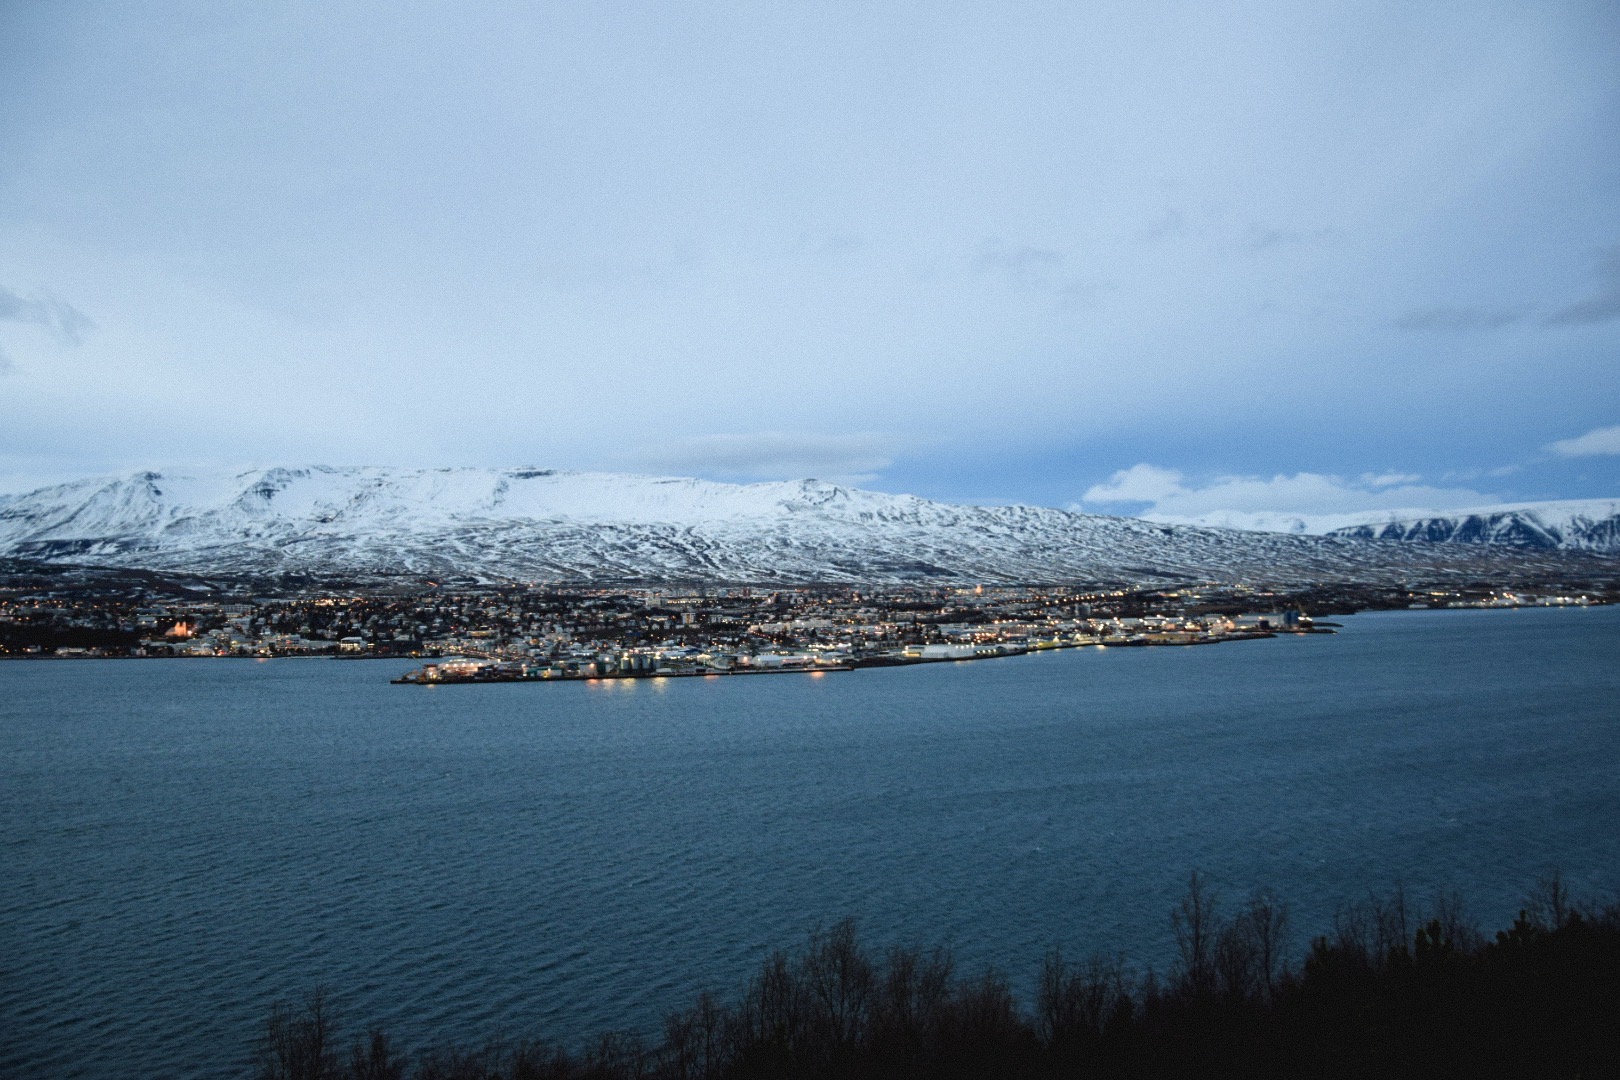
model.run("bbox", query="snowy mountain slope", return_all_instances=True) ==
[1324,500,1620,552]
[0,466,1613,584]
[1145,499,1620,548]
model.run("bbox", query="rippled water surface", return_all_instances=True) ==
[4,606,1619,1077]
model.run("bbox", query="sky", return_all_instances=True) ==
[1,0,1618,525]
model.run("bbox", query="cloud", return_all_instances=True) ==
[1136,209,1185,244]
[0,345,11,375]
[0,285,93,345]
[972,239,1109,309]
[1360,471,1422,487]
[1078,464,1496,533]
[1241,224,1333,252]
[1397,249,1620,331]
[1545,249,1620,326]
[973,239,1064,291]
[1057,280,1109,310]
[1394,305,1524,331]
[1547,424,1620,458]
[1246,226,1299,251]
[625,432,896,483]
[1082,463,1187,504]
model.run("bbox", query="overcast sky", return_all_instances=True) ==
[2,1,1617,520]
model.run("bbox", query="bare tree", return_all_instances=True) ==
[800,918,874,1053]
[1036,949,1073,1045]
[1214,920,1259,1002]
[731,948,803,1063]
[1432,890,1481,953]
[256,988,340,1080]
[1330,901,1372,969]
[582,1030,647,1079]
[348,1029,405,1080]
[410,1043,500,1080]
[1213,889,1291,1001]
[1529,871,1572,931]
[1243,889,1289,1000]
[945,967,1020,1049]
[1171,870,1218,997]
[1372,883,1410,967]
[508,1038,576,1080]
[659,990,729,1080]
[1038,950,1131,1044]
[873,943,954,1047]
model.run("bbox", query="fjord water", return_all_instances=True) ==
[4,608,1619,1078]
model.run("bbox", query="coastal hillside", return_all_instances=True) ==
[0,466,1614,585]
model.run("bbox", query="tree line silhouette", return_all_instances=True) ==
[256,873,1618,1079]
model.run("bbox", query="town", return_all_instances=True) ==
[2,566,1611,680]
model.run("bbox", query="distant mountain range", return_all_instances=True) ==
[0,466,1615,586]
[1148,500,1620,550]
[1323,501,1620,551]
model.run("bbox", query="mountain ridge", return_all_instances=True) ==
[2,466,1615,585]
[1145,498,1620,546]
[1323,501,1620,551]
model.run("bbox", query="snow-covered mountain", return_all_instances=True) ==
[1325,500,1620,552]
[1143,499,1620,547]
[0,466,1613,585]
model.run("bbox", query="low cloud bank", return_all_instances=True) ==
[1077,464,1496,534]
[1548,424,1620,458]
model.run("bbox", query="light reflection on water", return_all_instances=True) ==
[2,606,1618,1078]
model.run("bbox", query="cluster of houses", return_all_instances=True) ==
[394,610,1317,683]
[3,580,1351,663]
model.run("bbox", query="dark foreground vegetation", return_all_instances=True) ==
[256,875,1619,1080]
